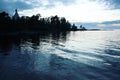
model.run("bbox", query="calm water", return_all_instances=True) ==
[0,30,120,80]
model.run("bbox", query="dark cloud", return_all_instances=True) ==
[100,0,120,9]
[0,0,33,15]
[102,0,120,9]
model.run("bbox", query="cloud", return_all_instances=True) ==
[0,0,33,14]
[18,0,120,23]
[102,20,120,24]
[0,0,76,14]
[107,0,120,9]
[111,23,120,27]
[101,0,120,9]
[57,0,75,5]
[97,24,106,27]
[97,20,120,27]
[28,0,76,9]
[90,0,120,9]
[0,0,120,24]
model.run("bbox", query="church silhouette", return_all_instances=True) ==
[12,9,19,20]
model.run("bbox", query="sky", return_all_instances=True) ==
[0,0,120,29]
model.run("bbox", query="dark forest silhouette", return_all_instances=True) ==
[0,10,86,33]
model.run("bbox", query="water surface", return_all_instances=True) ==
[0,30,120,80]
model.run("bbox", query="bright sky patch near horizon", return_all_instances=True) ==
[19,0,120,23]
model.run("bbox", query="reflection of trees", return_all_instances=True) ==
[50,31,69,46]
[0,31,69,53]
[0,39,12,54]
[0,35,21,54]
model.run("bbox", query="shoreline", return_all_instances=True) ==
[0,29,103,36]
[3,29,118,36]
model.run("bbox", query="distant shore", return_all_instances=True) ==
[77,29,101,31]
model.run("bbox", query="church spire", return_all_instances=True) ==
[13,9,19,20]
[15,9,17,13]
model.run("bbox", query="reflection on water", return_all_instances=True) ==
[0,31,120,80]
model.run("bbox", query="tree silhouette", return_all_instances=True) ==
[79,25,86,30]
[72,24,77,31]
[0,11,11,32]
[0,11,87,33]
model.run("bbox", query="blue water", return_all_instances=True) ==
[0,30,120,80]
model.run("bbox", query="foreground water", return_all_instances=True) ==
[0,30,120,80]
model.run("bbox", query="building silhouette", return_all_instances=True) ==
[12,9,19,20]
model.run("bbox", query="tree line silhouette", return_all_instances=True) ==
[0,11,86,33]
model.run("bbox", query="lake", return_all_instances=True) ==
[0,30,120,80]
